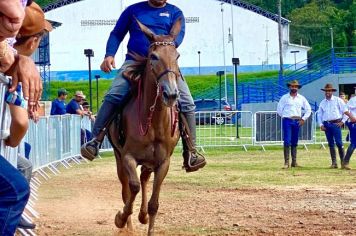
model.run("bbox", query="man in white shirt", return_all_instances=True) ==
[277,80,311,169]
[317,84,354,168]
[343,95,356,170]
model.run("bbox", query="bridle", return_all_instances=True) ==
[138,41,179,136]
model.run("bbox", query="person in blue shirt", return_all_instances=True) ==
[81,0,206,172]
[66,91,90,115]
[50,88,67,115]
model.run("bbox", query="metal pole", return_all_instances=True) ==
[220,3,227,101]
[219,74,222,111]
[330,27,334,49]
[278,0,284,74]
[198,51,201,75]
[233,61,239,138]
[95,75,99,113]
[230,0,237,112]
[230,0,235,58]
[88,56,93,112]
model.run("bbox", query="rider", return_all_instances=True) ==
[81,0,206,172]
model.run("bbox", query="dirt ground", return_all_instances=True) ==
[33,158,356,236]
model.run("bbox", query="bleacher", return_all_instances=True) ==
[195,47,356,112]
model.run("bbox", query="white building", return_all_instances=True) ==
[44,0,310,80]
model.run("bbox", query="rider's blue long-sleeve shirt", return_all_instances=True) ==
[105,1,185,60]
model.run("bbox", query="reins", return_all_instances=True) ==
[137,41,179,137]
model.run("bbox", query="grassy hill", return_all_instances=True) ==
[48,71,279,113]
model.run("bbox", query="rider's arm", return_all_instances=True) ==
[172,8,185,47]
[105,7,132,58]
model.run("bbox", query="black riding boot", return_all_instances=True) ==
[337,146,345,167]
[181,112,206,172]
[343,145,354,170]
[291,146,300,167]
[283,146,290,169]
[81,100,120,161]
[329,147,338,168]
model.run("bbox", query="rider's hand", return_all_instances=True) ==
[100,56,116,73]
[320,125,326,131]
[0,0,25,40]
[6,55,42,113]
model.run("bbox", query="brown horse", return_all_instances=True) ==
[107,19,182,235]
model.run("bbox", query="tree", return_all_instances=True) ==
[288,0,351,55]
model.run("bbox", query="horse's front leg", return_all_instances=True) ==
[139,165,152,224]
[115,153,140,228]
[147,158,170,236]
[115,153,133,230]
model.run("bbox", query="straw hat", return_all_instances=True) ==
[75,91,86,98]
[17,2,53,38]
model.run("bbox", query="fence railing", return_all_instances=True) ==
[24,114,82,170]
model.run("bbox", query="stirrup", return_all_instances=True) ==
[81,139,100,161]
[183,150,206,173]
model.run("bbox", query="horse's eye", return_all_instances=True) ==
[150,54,159,61]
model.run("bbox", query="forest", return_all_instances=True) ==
[36,0,355,55]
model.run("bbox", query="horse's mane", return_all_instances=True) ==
[123,52,148,83]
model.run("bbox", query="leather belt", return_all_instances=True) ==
[289,116,301,120]
[326,118,342,123]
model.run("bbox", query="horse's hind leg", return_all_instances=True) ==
[115,153,140,228]
[139,166,152,224]
[147,158,170,236]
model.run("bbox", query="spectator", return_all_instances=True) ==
[0,1,28,234]
[66,91,89,115]
[277,80,312,169]
[9,1,52,229]
[82,101,95,121]
[339,92,348,104]
[81,101,94,144]
[50,89,68,115]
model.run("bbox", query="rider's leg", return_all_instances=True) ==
[177,75,206,172]
[81,61,133,161]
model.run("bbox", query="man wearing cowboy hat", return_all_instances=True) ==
[66,91,89,115]
[317,83,355,168]
[343,95,356,170]
[277,80,311,169]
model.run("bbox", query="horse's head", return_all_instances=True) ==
[136,18,182,107]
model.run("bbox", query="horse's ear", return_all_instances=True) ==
[170,17,182,40]
[135,16,156,42]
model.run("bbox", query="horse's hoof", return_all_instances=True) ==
[138,211,148,224]
[115,211,126,228]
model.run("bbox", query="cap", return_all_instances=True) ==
[82,101,90,107]
[57,88,68,96]
[17,2,53,38]
[75,91,86,99]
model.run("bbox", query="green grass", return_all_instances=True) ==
[98,148,356,190]
[47,71,279,112]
